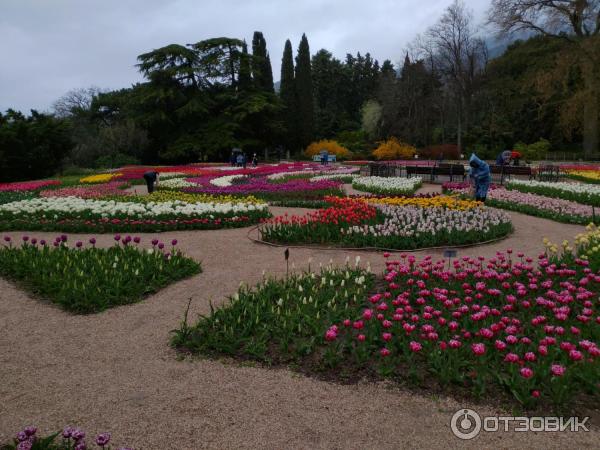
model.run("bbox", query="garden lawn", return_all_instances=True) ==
[0,236,200,313]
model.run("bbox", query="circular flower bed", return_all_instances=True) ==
[259,196,512,249]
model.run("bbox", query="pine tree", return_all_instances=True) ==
[251,31,274,92]
[238,40,252,91]
[295,33,314,149]
[280,39,297,150]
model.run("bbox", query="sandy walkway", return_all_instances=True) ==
[0,189,597,449]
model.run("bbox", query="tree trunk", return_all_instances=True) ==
[583,61,599,157]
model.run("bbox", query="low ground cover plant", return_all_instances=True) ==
[0,235,200,313]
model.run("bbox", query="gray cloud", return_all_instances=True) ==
[0,0,491,112]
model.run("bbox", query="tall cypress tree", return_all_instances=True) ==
[295,33,314,149]
[251,31,274,92]
[280,39,297,150]
[238,40,252,91]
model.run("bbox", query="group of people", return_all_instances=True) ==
[230,152,258,168]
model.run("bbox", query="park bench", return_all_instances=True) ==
[490,165,533,184]
[406,164,466,182]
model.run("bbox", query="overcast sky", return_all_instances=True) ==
[0,0,491,113]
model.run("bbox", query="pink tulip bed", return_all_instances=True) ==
[0,180,62,205]
[174,249,600,410]
[0,234,200,313]
[39,182,130,199]
[2,425,132,450]
[443,182,600,225]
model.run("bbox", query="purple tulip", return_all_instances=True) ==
[22,236,29,242]
[125,235,132,243]
[23,426,37,437]
[60,235,68,242]
[40,240,46,246]
[31,238,37,245]
[16,431,27,442]
[133,236,141,244]
[76,241,83,248]
[53,242,59,247]
[95,432,111,447]
[71,428,85,441]
[114,234,121,242]
[75,442,87,450]
[158,242,164,250]
[89,238,96,246]
[151,239,159,246]
[16,440,33,450]
[63,426,74,439]
[3,236,11,242]
[171,239,178,246]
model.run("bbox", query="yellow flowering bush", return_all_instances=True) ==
[372,137,416,160]
[80,173,120,184]
[146,191,265,205]
[304,140,352,160]
[368,195,480,210]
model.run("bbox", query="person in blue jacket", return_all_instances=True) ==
[468,154,491,202]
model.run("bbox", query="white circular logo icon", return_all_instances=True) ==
[451,409,482,440]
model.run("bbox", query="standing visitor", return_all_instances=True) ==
[236,153,243,167]
[252,153,258,167]
[230,152,236,166]
[468,154,490,202]
[242,153,247,169]
[143,170,160,194]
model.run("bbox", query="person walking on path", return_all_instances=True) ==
[468,154,490,202]
[143,170,160,194]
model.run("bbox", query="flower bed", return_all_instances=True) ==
[0,180,61,192]
[184,177,344,205]
[0,191,36,205]
[564,170,600,184]
[445,184,599,225]
[259,196,512,249]
[0,235,200,313]
[79,173,121,184]
[39,182,130,199]
[3,425,132,449]
[352,176,422,195]
[0,197,270,232]
[367,195,480,210]
[172,261,374,362]
[507,179,600,206]
[174,250,600,410]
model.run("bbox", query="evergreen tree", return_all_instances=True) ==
[239,40,252,91]
[280,39,297,150]
[251,31,274,92]
[295,33,314,149]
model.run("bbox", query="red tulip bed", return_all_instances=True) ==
[174,249,599,411]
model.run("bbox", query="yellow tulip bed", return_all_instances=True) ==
[80,173,121,184]
[366,195,480,210]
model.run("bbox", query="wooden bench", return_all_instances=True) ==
[490,165,533,184]
[406,164,466,182]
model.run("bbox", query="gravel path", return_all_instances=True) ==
[0,187,597,449]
